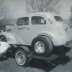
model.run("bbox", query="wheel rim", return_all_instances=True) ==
[15,51,26,66]
[34,41,45,54]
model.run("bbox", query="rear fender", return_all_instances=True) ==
[36,32,66,46]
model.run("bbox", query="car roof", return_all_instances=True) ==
[21,12,58,18]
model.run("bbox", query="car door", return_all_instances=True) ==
[16,17,31,45]
[28,16,47,42]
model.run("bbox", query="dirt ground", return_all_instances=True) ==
[0,48,72,72]
[0,49,72,72]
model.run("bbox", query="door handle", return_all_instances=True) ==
[26,28,30,30]
[23,27,30,30]
[18,27,30,30]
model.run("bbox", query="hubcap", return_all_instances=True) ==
[34,41,45,54]
[15,51,26,66]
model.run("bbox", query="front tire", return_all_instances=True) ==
[15,48,30,66]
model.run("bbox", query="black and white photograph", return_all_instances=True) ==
[0,0,72,72]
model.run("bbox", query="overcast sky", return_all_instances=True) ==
[0,0,72,19]
[60,0,72,19]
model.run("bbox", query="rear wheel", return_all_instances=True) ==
[31,36,53,56]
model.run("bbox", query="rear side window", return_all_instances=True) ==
[17,17,29,26]
[54,16,63,21]
[31,16,46,25]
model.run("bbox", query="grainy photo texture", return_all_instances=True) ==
[0,0,72,72]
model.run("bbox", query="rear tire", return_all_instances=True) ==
[31,36,53,56]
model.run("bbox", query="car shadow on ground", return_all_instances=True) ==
[29,56,71,72]
[0,55,8,61]
[28,46,71,72]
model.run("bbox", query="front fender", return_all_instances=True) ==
[0,32,25,45]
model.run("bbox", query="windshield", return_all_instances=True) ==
[54,16,63,21]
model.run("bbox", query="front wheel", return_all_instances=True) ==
[15,48,30,66]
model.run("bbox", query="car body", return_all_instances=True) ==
[1,12,72,66]
[0,12,72,47]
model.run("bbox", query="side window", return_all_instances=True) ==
[31,16,46,25]
[17,17,29,26]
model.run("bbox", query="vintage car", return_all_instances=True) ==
[0,12,72,66]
